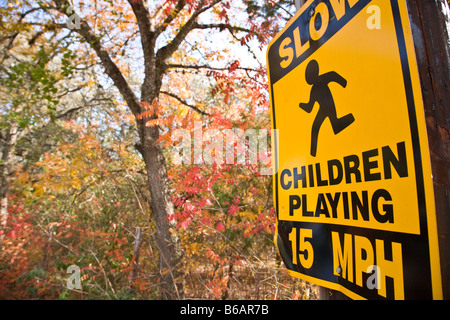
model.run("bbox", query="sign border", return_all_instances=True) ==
[267,0,442,299]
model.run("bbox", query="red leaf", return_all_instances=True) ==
[216,222,225,232]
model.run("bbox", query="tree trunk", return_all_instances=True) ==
[0,123,21,241]
[130,227,143,292]
[0,186,8,241]
[137,119,185,300]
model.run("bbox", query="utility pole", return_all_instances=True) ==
[405,0,450,299]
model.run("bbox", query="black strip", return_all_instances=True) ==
[277,220,433,299]
[270,72,279,220]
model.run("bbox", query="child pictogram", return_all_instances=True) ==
[299,59,355,157]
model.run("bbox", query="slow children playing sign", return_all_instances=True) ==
[267,0,442,299]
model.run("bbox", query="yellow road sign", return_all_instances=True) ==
[267,0,442,299]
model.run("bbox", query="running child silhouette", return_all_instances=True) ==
[299,59,355,157]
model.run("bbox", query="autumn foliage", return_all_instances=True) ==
[0,0,318,300]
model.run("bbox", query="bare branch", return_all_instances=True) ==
[54,106,83,119]
[194,23,253,34]
[226,28,261,63]
[157,19,257,63]
[195,0,225,15]
[76,22,142,117]
[156,0,186,35]
[160,90,210,116]
[156,0,207,63]
[0,32,19,45]
[49,1,142,117]
[166,63,259,73]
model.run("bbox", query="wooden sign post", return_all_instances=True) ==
[405,0,450,299]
